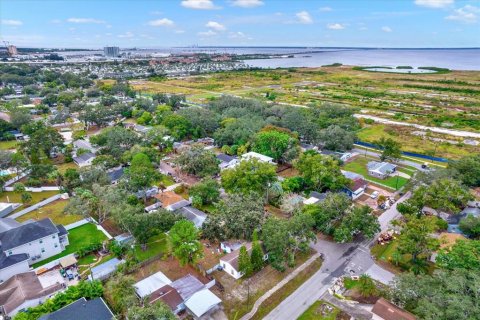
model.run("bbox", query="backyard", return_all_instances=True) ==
[133,233,169,262]
[16,200,83,225]
[2,190,60,214]
[343,157,409,190]
[32,223,108,268]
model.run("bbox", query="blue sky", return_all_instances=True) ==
[1,0,479,48]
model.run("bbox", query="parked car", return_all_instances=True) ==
[370,191,379,199]
[66,269,74,280]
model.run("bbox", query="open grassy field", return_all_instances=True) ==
[2,191,60,213]
[133,233,169,262]
[32,223,108,268]
[16,200,83,225]
[128,67,480,160]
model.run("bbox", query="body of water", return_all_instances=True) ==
[241,48,480,71]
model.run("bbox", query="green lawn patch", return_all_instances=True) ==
[134,233,169,262]
[3,191,61,214]
[0,140,18,150]
[32,223,108,268]
[158,174,175,187]
[56,162,78,174]
[16,200,83,225]
[343,157,408,190]
[297,300,341,320]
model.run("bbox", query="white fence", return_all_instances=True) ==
[65,218,92,230]
[4,186,62,192]
[8,193,66,219]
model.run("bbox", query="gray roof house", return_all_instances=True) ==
[0,218,69,283]
[367,161,397,179]
[73,152,96,167]
[39,297,114,320]
[216,154,238,170]
[107,167,124,184]
[177,206,207,228]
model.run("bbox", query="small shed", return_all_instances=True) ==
[59,255,77,269]
[88,258,124,281]
[184,289,222,320]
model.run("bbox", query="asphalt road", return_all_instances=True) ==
[352,147,427,171]
[262,193,411,320]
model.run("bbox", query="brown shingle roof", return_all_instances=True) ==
[154,191,184,208]
[0,272,63,315]
[372,298,416,320]
[149,285,183,311]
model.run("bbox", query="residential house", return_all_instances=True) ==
[153,191,191,211]
[303,191,328,205]
[107,166,124,184]
[220,241,243,254]
[0,203,21,218]
[0,271,64,317]
[184,289,222,320]
[446,206,480,235]
[372,298,416,320]
[133,124,152,135]
[219,242,268,279]
[38,297,114,320]
[216,153,239,170]
[177,206,207,229]
[241,152,275,164]
[300,143,317,152]
[367,161,397,179]
[341,171,368,200]
[320,150,354,162]
[73,152,96,167]
[73,139,97,154]
[134,272,220,318]
[0,218,69,282]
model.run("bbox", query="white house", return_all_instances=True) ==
[367,161,397,179]
[341,171,368,200]
[241,152,275,164]
[219,242,268,279]
[0,218,69,282]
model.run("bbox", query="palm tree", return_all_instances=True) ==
[357,274,377,297]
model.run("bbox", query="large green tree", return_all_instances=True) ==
[294,151,348,191]
[448,154,480,187]
[436,240,480,270]
[302,192,351,234]
[221,158,277,195]
[126,152,159,201]
[390,269,480,320]
[189,178,220,207]
[202,193,265,242]
[459,215,480,238]
[169,220,203,266]
[333,205,380,243]
[175,143,219,178]
[252,127,300,163]
[127,302,176,320]
[396,216,439,274]
[376,137,402,162]
[319,125,355,152]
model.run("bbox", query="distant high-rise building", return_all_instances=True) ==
[7,45,17,56]
[103,46,120,58]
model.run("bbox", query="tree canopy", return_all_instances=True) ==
[221,158,277,195]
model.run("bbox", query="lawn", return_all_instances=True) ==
[343,157,409,190]
[56,162,78,174]
[297,300,341,320]
[157,174,175,187]
[133,233,169,262]
[16,200,83,226]
[32,223,108,268]
[0,140,18,150]
[2,191,60,213]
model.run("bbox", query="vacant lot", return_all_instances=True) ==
[16,200,83,225]
[298,300,349,320]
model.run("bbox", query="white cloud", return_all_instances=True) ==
[231,0,264,8]
[175,30,186,34]
[327,23,345,30]
[296,11,313,24]
[445,5,479,23]
[228,31,252,39]
[319,6,332,12]
[67,18,106,24]
[118,31,134,38]
[148,18,175,27]
[181,0,219,10]
[198,30,217,36]
[381,26,393,32]
[50,19,62,24]
[1,19,23,26]
[206,21,226,31]
[414,0,454,9]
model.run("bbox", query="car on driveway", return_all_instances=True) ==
[370,191,379,199]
